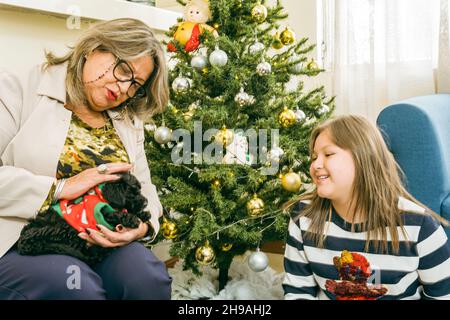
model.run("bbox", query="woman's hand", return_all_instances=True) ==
[78,221,148,248]
[60,162,133,201]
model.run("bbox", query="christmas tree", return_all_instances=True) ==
[145,0,334,290]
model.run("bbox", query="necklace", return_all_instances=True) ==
[66,104,109,131]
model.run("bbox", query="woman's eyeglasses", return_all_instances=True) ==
[84,57,148,99]
[113,59,148,99]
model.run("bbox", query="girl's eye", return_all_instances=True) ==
[325,153,335,157]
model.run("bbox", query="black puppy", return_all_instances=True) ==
[17,173,151,265]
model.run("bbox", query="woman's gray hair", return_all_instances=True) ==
[45,18,169,123]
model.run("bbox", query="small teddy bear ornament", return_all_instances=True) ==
[325,250,388,300]
[167,0,218,52]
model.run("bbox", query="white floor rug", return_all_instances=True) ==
[169,251,285,300]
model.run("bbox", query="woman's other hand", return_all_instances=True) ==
[78,221,148,248]
[59,162,133,201]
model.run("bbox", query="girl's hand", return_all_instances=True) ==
[78,222,148,248]
[59,162,133,201]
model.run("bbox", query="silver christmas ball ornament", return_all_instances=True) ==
[234,87,255,107]
[256,61,272,76]
[249,41,265,55]
[287,55,303,73]
[154,126,173,144]
[171,76,190,94]
[267,146,284,164]
[316,103,330,117]
[209,47,228,67]
[190,55,208,70]
[294,108,307,124]
[248,248,269,272]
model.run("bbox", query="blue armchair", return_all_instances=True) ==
[377,94,450,233]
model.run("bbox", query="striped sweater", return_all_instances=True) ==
[283,198,450,300]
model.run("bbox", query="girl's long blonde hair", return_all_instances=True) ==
[289,115,448,254]
[45,18,169,122]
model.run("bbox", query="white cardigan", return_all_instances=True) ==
[0,64,163,258]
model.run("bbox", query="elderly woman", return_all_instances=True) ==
[0,18,171,299]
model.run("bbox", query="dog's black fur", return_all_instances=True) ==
[17,173,151,265]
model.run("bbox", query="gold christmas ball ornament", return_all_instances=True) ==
[247,195,265,217]
[183,110,195,121]
[251,4,268,24]
[213,23,220,30]
[281,172,302,192]
[215,126,234,146]
[280,27,296,45]
[195,241,216,265]
[212,179,221,188]
[278,107,297,128]
[272,32,284,49]
[221,243,233,252]
[161,218,178,240]
[183,103,198,121]
[307,59,320,71]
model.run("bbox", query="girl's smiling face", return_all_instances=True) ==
[310,129,356,206]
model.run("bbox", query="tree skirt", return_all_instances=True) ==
[169,251,285,300]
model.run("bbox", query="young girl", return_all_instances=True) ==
[283,115,450,300]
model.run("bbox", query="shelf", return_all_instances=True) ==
[0,0,182,31]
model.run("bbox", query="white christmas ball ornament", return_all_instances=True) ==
[287,55,303,73]
[154,126,173,144]
[294,108,307,124]
[172,76,190,94]
[209,47,228,67]
[249,41,265,55]
[256,61,272,76]
[267,146,284,163]
[248,248,269,272]
[316,103,330,117]
[191,55,208,70]
[234,87,255,107]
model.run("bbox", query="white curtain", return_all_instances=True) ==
[328,0,441,121]
[438,0,450,93]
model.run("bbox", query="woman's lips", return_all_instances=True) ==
[106,89,117,101]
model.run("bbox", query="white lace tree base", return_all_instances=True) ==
[169,251,285,300]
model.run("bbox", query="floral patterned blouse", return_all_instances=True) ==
[40,112,129,212]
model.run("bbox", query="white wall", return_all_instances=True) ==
[0,2,175,87]
[0,8,89,86]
